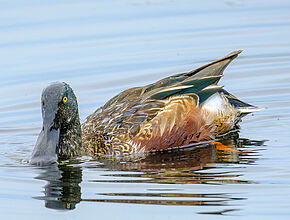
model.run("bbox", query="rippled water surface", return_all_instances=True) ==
[1,0,290,219]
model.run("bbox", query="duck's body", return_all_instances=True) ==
[81,50,259,156]
[30,51,260,165]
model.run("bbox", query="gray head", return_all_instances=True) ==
[30,82,82,166]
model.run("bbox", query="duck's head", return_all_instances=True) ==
[30,82,82,166]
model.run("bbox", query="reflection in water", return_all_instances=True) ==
[83,193,245,207]
[34,131,265,213]
[34,164,82,210]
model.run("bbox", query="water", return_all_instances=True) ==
[0,0,290,219]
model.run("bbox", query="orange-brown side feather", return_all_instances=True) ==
[132,95,212,152]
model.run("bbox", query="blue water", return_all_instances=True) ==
[0,0,290,219]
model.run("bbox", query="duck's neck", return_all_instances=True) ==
[57,114,83,160]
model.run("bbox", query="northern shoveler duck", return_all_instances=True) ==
[30,51,260,165]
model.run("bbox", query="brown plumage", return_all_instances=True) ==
[132,95,212,151]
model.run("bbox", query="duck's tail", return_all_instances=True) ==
[220,89,262,117]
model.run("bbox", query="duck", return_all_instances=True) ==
[30,50,260,165]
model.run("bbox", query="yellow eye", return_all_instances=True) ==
[63,96,68,103]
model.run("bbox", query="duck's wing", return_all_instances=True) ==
[186,50,242,79]
[142,50,242,104]
[118,52,243,148]
[143,50,242,94]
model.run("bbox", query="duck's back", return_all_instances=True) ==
[81,51,260,156]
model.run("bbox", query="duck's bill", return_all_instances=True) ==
[30,124,60,166]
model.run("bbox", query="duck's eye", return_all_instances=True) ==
[63,96,68,103]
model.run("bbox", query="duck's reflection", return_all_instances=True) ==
[34,164,82,210]
[34,131,265,213]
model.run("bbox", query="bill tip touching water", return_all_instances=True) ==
[30,50,261,166]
